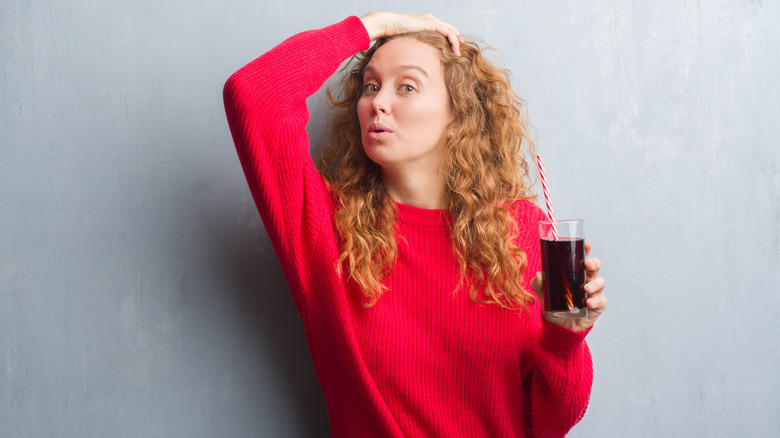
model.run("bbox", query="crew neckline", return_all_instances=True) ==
[393,201,450,227]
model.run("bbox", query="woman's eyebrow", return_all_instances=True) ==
[397,65,428,77]
[364,64,429,77]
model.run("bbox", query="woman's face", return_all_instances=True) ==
[357,38,454,174]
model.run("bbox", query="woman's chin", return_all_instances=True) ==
[362,143,395,166]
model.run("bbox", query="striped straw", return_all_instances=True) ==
[536,154,559,240]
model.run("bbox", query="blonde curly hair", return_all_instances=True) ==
[317,31,537,309]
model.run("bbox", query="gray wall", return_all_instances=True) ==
[2,1,778,436]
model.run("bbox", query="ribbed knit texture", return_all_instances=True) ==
[223,16,593,438]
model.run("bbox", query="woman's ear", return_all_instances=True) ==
[447,121,460,138]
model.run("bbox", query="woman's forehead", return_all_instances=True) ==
[366,38,443,76]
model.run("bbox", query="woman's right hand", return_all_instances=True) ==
[360,12,461,55]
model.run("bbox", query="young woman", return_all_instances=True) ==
[223,11,607,437]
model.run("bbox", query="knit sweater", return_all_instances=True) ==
[223,16,593,438]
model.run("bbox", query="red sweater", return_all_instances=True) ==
[223,16,592,438]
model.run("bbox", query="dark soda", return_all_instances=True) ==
[540,237,587,317]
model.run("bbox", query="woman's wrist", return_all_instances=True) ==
[359,12,385,41]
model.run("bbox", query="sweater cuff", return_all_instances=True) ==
[541,318,591,362]
[322,16,371,58]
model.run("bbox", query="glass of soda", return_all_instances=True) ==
[538,220,587,319]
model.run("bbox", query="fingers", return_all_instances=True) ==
[446,31,461,56]
[530,272,543,295]
[585,256,601,278]
[582,241,606,319]
[585,281,607,314]
[584,272,606,319]
[360,12,461,55]
[584,275,605,296]
[406,13,461,55]
[430,18,461,56]
[583,252,605,314]
[530,271,545,310]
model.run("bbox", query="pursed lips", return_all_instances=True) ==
[367,123,393,140]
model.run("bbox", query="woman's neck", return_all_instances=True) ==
[382,165,446,210]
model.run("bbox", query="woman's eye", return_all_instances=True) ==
[400,84,416,94]
[363,84,379,94]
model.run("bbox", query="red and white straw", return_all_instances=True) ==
[536,154,559,240]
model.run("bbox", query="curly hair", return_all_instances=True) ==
[316,31,537,309]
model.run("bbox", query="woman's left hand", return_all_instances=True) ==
[530,241,607,332]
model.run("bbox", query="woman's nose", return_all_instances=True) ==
[370,90,390,114]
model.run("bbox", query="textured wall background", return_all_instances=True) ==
[2,1,778,436]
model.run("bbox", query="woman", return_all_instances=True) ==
[223,11,607,437]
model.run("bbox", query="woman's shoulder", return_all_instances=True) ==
[510,198,546,222]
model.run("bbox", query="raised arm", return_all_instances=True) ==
[222,17,371,300]
[222,13,462,302]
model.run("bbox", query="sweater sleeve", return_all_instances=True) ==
[525,321,593,437]
[522,204,594,437]
[222,17,370,302]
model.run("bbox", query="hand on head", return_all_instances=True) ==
[360,12,462,56]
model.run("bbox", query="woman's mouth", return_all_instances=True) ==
[367,123,392,140]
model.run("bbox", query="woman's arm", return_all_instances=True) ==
[523,210,605,435]
[222,13,463,301]
[223,17,371,300]
[526,243,606,434]
[524,321,593,437]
